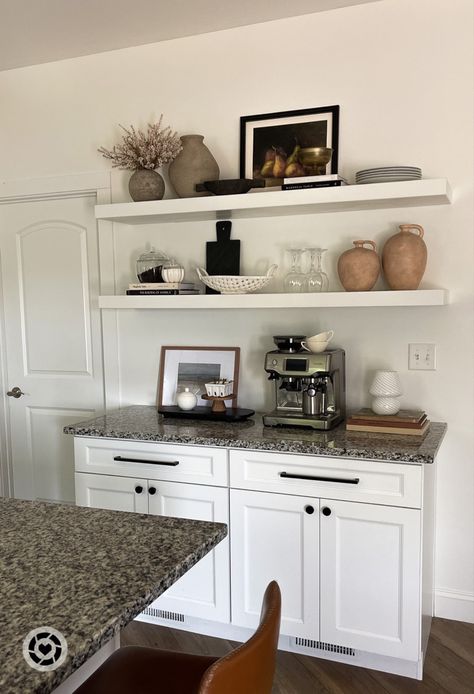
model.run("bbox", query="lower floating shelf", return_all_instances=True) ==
[99,289,448,309]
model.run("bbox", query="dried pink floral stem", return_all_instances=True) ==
[98,116,182,170]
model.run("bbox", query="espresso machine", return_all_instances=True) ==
[263,336,345,430]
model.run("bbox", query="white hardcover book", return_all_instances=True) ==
[128,282,194,289]
[282,174,347,185]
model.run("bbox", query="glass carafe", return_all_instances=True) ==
[284,248,307,292]
[306,248,329,292]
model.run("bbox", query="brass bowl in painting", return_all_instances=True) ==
[298,147,333,174]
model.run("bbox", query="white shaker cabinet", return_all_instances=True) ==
[75,472,148,514]
[73,435,436,679]
[230,489,319,639]
[147,480,230,623]
[74,439,230,624]
[319,499,421,660]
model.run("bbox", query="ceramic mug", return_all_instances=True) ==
[307,330,334,342]
[301,339,330,353]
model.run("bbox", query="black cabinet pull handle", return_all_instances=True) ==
[322,507,332,516]
[135,485,143,494]
[148,487,157,495]
[114,456,179,466]
[305,505,315,515]
[280,471,359,484]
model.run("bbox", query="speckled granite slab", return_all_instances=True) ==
[64,406,447,464]
[0,497,226,694]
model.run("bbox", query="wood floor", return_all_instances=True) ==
[121,617,474,693]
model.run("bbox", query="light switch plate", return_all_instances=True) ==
[408,343,436,370]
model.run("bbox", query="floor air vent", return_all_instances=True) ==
[142,607,185,622]
[294,638,356,656]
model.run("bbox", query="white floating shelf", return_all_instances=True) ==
[99,289,448,310]
[95,179,452,225]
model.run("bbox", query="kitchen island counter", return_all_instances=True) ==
[0,497,226,694]
[64,405,446,465]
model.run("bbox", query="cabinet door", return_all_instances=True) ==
[230,489,319,639]
[320,499,421,660]
[147,481,230,623]
[75,472,148,514]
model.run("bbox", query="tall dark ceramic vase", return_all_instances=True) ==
[169,134,219,198]
[129,169,165,202]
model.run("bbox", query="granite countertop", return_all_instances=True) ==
[0,497,227,694]
[64,406,447,464]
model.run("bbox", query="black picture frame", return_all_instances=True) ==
[240,105,340,181]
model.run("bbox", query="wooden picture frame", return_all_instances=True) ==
[158,346,240,408]
[240,105,340,181]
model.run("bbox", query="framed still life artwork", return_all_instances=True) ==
[240,105,340,181]
[158,346,240,408]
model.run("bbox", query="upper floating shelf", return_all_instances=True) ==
[95,179,452,225]
[98,289,448,310]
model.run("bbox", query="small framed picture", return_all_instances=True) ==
[240,105,340,181]
[158,346,240,408]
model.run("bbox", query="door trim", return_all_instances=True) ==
[0,171,112,497]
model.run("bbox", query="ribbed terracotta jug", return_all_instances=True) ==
[169,134,219,198]
[337,240,380,291]
[382,224,427,290]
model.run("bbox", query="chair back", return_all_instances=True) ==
[199,581,281,694]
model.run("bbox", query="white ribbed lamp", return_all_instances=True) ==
[369,370,402,415]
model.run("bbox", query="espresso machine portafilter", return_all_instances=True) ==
[263,344,345,430]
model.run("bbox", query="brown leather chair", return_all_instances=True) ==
[75,580,281,694]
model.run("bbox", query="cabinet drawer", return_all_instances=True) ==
[229,450,422,508]
[74,437,228,486]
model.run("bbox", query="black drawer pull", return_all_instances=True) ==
[114,456,179,466]
[135,485,143,494]
[279,471,359,484]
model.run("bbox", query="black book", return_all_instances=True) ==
[126,289,200,295]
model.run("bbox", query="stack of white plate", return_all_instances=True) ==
[355,166,422,184]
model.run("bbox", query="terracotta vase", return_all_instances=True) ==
[337,240,380,291]
[169,134,219,198]
[382,224,427,290]
[128,169,165,201]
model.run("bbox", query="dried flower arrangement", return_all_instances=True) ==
[98,116,182,171]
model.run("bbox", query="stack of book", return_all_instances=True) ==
[346,409,429,436]
[126,282,200,296]
[282,174,348,191]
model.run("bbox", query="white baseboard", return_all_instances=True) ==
[435,589,474,623]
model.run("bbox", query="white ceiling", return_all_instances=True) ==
[0,0,380,72]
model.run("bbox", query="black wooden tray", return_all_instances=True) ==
[158,406,255,422]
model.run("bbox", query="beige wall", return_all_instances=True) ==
[1,0,473,620]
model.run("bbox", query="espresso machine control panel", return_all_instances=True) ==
[263,349,345,430]
[265,352,334,375]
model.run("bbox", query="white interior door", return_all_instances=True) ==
[0,195,104,502]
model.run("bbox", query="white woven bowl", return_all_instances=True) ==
[196,265,278,294]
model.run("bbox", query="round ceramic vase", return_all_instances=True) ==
[169,134,219,198]
[337,240,380,291]
[382,224,427,290]
[128,169,165,202]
